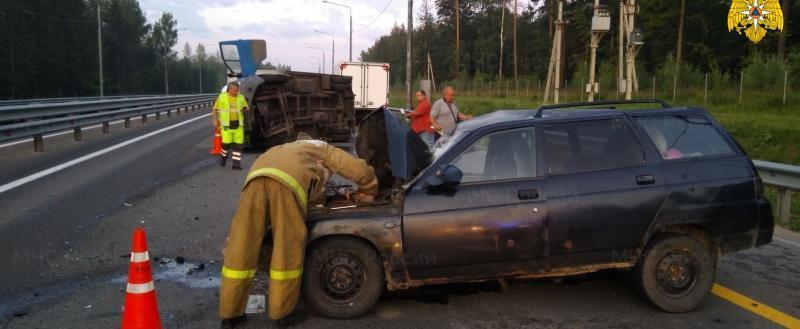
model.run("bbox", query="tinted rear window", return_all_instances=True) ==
[545,119,644,174]
[635,115,735,160]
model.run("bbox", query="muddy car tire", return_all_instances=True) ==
[634,234,716,313]
[302,237,383,319]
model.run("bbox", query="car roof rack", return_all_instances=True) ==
[534,99,672,118]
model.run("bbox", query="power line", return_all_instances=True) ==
[5,1,95,24]
[353,0,393,31]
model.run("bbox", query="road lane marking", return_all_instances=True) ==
[0,113,167,149]
[712,283,800,328]
[0,113,210,195]
[775,237,800,249]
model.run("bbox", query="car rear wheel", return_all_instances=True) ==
[634,234,716,312]
[302,237,383,319]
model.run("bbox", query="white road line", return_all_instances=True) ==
[0,113,165,149]
[774,237,800,249]
[0,113,210,195]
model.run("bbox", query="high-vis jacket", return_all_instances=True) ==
[214,93,248,126]
[244,139,379,209]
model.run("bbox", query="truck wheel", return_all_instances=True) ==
[302,237,383,319]
[634,234,716,313]
[331,76,352,84]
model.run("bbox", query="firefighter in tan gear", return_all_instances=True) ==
[219,139,378,328]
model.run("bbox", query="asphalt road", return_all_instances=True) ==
[0,110,798,329]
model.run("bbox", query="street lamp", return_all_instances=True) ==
[308,46,326,74]
[322,0,352,62]
[308,57,322,73]
[97,4,104,97]
[314,30,335,74]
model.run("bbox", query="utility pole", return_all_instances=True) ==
[587,0,609,102]
[620,0,643,100]
[97,4,104,97]
[499,0,506,79]
[455,0,460,77]
[673,0,685,101]
[407,0,414,111]
[513,0,518,88]
[617,0,624,99]
[544,0,564,104]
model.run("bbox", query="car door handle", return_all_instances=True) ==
[518,189,539,200]
[636,175,656,185]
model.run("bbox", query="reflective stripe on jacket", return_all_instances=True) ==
[214,93,248,126]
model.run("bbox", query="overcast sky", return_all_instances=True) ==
[139,0,422,73]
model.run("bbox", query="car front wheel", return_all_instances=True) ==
[634,234,716,312]
[302,237,383,319]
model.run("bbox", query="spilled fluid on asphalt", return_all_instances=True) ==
[110,260,220,289]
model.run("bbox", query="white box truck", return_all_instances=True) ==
[339,62,390,118]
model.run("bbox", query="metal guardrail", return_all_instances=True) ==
[0,94,216,151]
[0,94,215,123]
[754,160,799,223]
[0,95,156,107]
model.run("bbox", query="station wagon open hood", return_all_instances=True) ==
[356,107,431,190]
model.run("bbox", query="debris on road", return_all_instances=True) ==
[124,202,133,207]
[245,295,266,314]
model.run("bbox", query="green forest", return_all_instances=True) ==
[362,0,798,93]
[0,0,287,99]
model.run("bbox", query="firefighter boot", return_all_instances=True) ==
[219,314,246,329]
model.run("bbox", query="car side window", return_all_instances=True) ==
[450,127,537,183]
[545,119,644,175]
[635,115,735,160]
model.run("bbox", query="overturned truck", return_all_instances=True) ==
[238,71,356,148]
[219,39,356,149]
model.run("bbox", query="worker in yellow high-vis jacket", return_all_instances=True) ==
[219,139,378,328]
[212,82,249,170]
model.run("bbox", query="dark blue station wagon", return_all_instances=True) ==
[293,100,774,319]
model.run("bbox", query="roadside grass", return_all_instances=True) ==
[390,89,800,231]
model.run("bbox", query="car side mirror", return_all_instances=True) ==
[425,164,463,189]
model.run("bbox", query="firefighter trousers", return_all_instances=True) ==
[219,177,307,320]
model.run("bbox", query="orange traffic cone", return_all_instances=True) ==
[121,228,163,329]
[210,127,222,155]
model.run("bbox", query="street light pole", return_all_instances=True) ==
[198,55,202,93]
[314,30,335,74]
[309,46,326,74]
[322,1,352,61]
[308,56,322,73]
[97,4,103,97]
